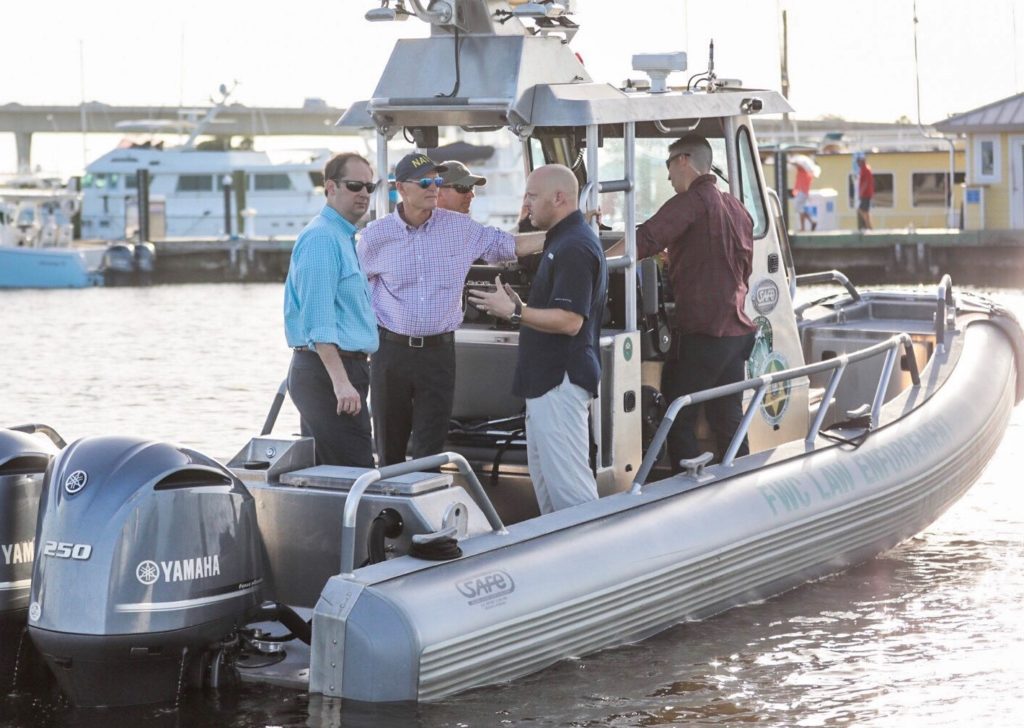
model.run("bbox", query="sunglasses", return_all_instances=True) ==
[444,184,476,194]
[665,152,690,169]
[336,179,378,193]
[403,177,444,189]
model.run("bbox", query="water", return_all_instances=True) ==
[2,283,1022,727]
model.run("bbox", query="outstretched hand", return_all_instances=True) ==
[466,275,518,320]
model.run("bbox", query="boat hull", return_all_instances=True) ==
[0,247,102,289]
[311,321,1016,702]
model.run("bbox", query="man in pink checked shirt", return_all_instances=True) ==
[357,152,544,465]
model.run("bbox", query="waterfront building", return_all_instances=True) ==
[935,92,1024,231]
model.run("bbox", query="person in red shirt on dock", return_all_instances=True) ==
[793,159,815,231]
[606,134,756,470]
[855,152,875,230]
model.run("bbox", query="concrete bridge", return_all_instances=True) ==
[0,100,353,171]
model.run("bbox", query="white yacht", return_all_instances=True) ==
[78,87,333,241]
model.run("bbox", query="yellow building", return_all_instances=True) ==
[936,92,1024,231]
[763,147,965,231]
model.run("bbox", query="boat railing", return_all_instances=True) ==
[631,332,921,493]
[936,274,954,349]
[793,269,863,320]
[340,451,508,576]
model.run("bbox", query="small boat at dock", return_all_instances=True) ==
[0,188,104,288]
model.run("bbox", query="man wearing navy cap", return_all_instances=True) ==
[358,153,544,465]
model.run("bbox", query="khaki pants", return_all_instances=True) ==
[525,373,598,514]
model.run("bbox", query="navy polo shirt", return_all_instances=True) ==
[513,209,608,399]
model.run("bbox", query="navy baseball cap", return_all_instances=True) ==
[394,153,447,182]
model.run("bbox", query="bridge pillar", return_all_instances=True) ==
[15,131,32,173]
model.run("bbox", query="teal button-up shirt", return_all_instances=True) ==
[283,205,379,353]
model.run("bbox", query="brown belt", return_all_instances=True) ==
[293,346,368,361]
[378,327,454,348]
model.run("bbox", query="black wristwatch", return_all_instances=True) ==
[509,300,523,325]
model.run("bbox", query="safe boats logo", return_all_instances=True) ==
[456,570,515,609]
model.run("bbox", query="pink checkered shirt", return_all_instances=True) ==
[357,206,516,336]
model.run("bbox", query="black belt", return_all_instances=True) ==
[379,327,454,348]
[293,346,368,361]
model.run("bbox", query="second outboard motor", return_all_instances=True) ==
[28,436,265,707]
[101,243,135,286]
[134,241,157,285]
[0,426,61,689]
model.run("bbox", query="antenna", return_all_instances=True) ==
[79,40,88,172]
[183,81,238,149]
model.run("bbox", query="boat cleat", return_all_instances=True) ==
[677,451,714,481]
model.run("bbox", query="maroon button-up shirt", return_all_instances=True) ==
[636,174,756,338]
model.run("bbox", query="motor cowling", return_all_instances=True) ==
[28,435,265,707]
[0,427,59,688]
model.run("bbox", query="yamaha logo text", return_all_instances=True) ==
[2,539,34,566]
[136,555,221,585]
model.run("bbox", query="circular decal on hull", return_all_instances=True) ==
[753,279,780,315]
[759,352,791,426]
[29,601,41,622]
[746,316,774,379]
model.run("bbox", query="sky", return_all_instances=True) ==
[1,0,1021,176]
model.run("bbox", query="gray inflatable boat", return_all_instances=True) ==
[16,0,1024,707]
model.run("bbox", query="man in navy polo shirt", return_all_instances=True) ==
[468,164,608,513]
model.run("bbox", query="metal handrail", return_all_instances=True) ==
[764,188,797,301]
[340,451,508,576]
[936,274,954,349]
[654,118,702,134]
[260,379,288,436]
[630,333,920,493]
[578,180,594,211]
[793,270,863,319]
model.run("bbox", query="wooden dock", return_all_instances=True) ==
[83,229,1024,287]
[149,237,295,283]
[790,229,1024,286]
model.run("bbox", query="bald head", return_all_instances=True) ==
[524,164,580,230]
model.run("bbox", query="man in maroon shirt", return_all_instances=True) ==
[608,134,756,470]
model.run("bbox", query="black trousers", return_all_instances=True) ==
[661,331,756,471]
[287,350,373,467]
[370,338,456,466]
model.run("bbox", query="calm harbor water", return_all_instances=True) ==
[1,282,1022,727]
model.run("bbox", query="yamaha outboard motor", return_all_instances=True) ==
[0,426,61,689]
[28,436,265,707]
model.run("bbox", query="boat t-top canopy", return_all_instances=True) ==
[337,1,791,133]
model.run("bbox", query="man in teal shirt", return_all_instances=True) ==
[283,152,379,466]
